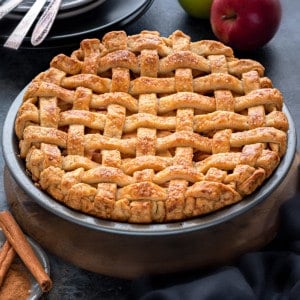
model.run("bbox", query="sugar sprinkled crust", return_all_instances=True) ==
[15,30,288,223]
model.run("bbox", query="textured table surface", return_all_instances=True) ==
[0,0,300,299]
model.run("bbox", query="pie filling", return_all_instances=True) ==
[14,30,288,223]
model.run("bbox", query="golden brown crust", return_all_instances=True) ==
[15,30,288,223]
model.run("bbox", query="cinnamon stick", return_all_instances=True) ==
[0,211,52,292]
[0,240,16,287]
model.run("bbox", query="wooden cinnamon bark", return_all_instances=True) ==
[0,210,52,292]
[0,240,16,287]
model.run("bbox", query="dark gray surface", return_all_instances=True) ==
[0,0,300,299]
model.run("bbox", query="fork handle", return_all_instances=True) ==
[31,0,62,46]
[0,0,24,21]
[4,0,48,49]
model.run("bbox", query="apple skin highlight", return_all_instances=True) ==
[210,0,282,51]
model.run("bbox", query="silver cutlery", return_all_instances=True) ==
[0,0,24,21]
[31,0,62,46]
[4,0,48,49]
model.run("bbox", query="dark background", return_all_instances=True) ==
[0,0,299,299]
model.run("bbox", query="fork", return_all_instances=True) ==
[4,0,48,49]
[31,0,62,46]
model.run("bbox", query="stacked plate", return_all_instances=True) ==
[7,0,107,20]
[0,0,154,47]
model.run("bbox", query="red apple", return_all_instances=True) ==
[210,0,282,51]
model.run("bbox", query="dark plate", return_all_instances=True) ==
[0,0,154,48]
[2,85,297,235]
[7,0,107,20]
[14,0,96,12]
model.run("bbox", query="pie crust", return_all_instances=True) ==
[14,30,288,223]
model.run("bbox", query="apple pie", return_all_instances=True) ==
[14,30,288,223]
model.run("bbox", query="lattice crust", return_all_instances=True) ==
[15,30,289,223]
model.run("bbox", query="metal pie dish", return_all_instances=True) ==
[2,86,298,278]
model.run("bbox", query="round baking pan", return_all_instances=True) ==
[2,86,298,278]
